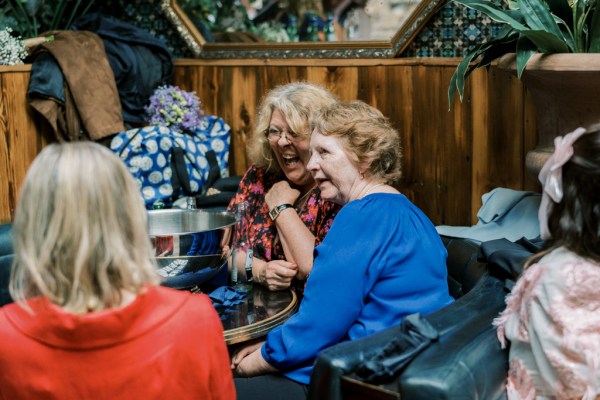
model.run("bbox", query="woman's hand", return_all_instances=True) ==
[231,341,263,370]
[231,341,277,377]
[265,181,300,210]
[254,259,298,291]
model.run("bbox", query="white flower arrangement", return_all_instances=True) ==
[0,28,28,66]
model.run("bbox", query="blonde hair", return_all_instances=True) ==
[248,82,339,175]
[313,101,402,184]
[10,142,160,313]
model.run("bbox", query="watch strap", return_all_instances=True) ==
[269,203,294,221]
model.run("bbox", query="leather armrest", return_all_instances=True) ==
[0,224,13,258]
[0,224,14,306]
[399,277,508,399]
[399,322,508,400]
[309,274,508,400]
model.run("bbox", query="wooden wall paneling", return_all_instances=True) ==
[487,68,527,191]
[221,67,258,176]
[305,66,359,102]
[0,67,48,224]
[468,67,491,224]
[522,87,540,192]
[411,64,472,225]
[436,64,473,226]
[1,59,536,227]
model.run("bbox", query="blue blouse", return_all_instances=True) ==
[261,193,454,384]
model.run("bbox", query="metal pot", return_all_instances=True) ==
[147,209,235,290]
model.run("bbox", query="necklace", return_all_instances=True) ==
[363,183,385,198]
[294,185,315,210]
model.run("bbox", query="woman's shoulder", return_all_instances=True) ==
[341,193,418,220]
[240,165,281,188]
[534,248,600,295]
[534,248,600,279]
[331,194,411,233]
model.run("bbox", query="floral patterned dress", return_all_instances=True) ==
[227,165,340,292]
[494,248,600,400]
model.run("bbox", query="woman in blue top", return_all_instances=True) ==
[232,100,454,399]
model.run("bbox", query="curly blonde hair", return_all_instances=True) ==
[312,101,402,184]
[10,142,160,314]
[248,82,339,175]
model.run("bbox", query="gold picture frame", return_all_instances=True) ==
[161,0,445,59]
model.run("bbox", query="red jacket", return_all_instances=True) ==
[0,286,235,399]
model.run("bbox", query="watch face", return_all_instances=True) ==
[269,207,279,221]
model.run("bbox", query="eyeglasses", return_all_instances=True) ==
[264,127,302,143]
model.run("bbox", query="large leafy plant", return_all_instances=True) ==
[449,0,600,105]
[0,0,96,39]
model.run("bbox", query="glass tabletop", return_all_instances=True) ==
[214,283,298,345]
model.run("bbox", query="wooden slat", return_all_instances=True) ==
[0,69,49,223]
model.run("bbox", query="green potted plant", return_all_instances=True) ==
[449,0,600,104]
[448,0,600,177]
[1,0,97,39]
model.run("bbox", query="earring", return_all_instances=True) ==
[359,170,364,179]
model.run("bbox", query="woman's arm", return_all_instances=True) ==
[265,181,317,279]
[271,208,315,280]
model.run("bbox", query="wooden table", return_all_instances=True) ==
[213,283,298,345]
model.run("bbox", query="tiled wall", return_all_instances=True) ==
[95,1,501,58]
[404,3,503,57]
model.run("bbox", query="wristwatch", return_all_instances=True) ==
[269,203,294,221]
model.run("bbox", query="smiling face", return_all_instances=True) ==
[307,130,364,205]
[268,108,314,189]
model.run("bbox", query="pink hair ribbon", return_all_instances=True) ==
[538,127,587,239]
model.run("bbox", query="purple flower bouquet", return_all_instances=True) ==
[145,85,204,133]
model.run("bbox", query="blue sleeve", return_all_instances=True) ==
[262,200,387,370]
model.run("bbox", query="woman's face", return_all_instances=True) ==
[268,108,314,188]
[307,130,362,205]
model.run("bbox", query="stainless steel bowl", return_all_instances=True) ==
[147,209,235,289]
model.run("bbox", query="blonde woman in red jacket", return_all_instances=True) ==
[0,142,235,400]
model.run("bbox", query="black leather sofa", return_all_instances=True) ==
[0,223,14,306]
[309,236,510,400]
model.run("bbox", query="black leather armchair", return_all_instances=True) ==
[0,223,14,307]
[309,236,509,400]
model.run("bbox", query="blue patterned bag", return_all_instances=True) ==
[110,115,231,209]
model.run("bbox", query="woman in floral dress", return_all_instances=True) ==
[227,82,340,292]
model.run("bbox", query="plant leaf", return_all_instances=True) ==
[543,0,573,22]
[521,29,573,52]
[515,37,537,77]
[476,35,520,66]
[453,0,529,30]
[448,33,518,107]
[518,0,566,40]
[449,50,479,107]
[24,0,41,17]
[589,0,600,51]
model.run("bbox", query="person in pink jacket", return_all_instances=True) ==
[495,126,600,399]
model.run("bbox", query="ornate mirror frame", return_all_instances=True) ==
[161,0,445,59]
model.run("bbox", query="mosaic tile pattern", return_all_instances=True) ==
[93,1,501,58]
[404,2,504,57]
